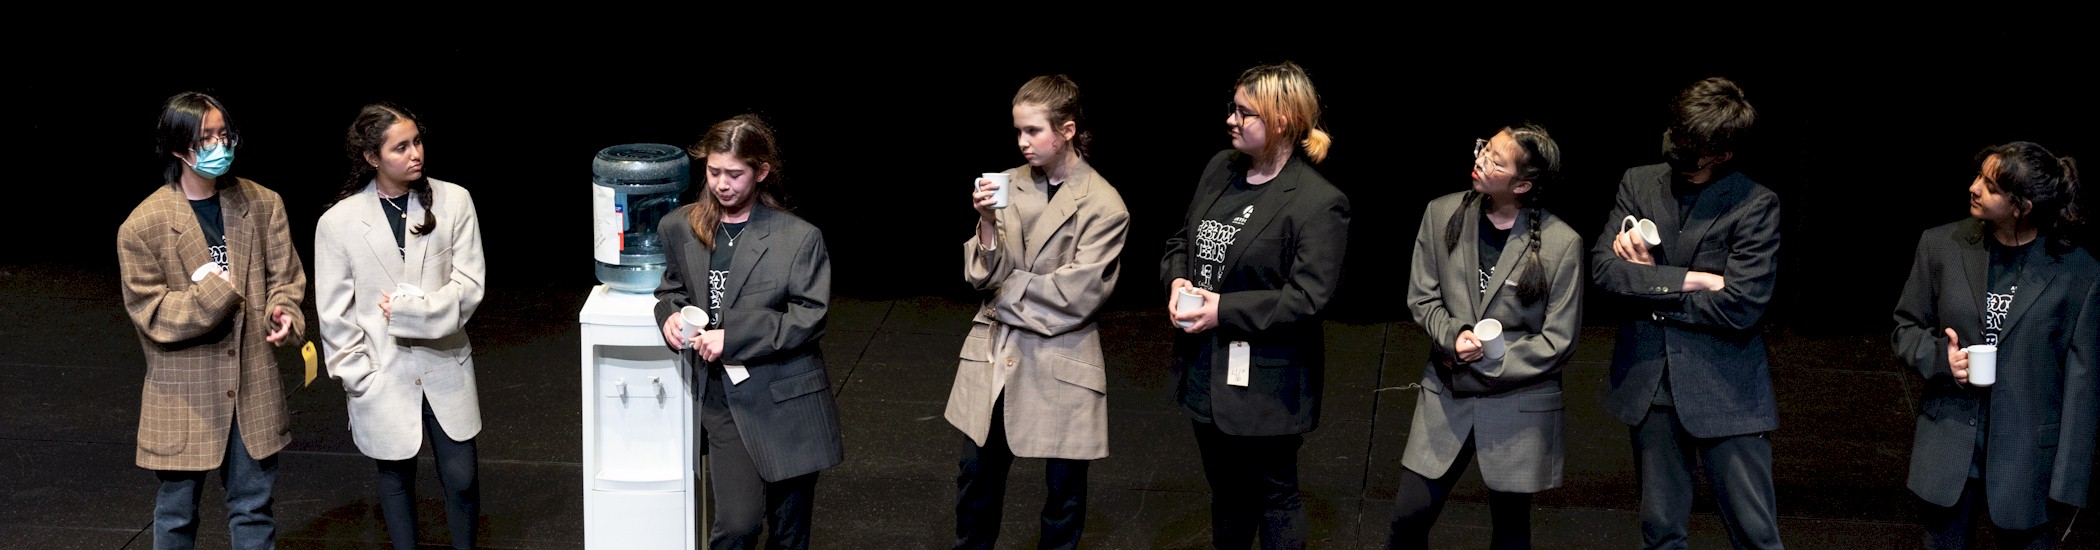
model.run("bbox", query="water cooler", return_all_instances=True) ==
[582,144,702,548]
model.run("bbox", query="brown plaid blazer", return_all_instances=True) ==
[117,178,307,471]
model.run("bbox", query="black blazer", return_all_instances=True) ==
[1590,164,1782,438]
[654,204,844,482]
[1892,218,2099,530]
[1161,150,1351,436]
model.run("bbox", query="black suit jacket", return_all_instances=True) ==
[1892,219,2099,530]
[1161,150,1351,436]
[654,204,844,482]
[1591,164,1782,438]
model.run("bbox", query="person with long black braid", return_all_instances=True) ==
[1390,124,1582,549]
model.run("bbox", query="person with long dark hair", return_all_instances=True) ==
[1893,141,2094,549]
[655,114,843,550]
[948,74,1129,550]
[1162,60,1350,549]
[313,102,487,549]
[118,90,307,549]
[1390,124,1581,549]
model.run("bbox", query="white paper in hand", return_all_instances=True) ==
[724,363,751,385]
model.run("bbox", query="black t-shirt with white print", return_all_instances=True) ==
[1970,236,2030,476]
[1477,208,1511,296]
[188,194,228,271]
[1193,172,1269,291]
[707,221,748,331]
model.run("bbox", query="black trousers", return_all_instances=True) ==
[1192,419,1306,550]
[1921,478,2067,549]
[374,397,480,550]
[955,395,1090,550]
[1632,405,1783,550]
[1385,434,1534,550]
[702,368,818,550]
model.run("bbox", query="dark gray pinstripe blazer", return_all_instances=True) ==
[1893,218,2099,530]
[654,204,843,482]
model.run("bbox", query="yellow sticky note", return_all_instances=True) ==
[301,341,318,387]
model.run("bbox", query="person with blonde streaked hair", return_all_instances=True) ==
[1162,60,1350,549]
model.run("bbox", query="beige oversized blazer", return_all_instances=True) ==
[118,177,307,471]
[947,160,1129,460]
[314,178,486,460]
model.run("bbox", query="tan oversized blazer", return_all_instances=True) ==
[118,178,307,471]
[947,160,1129,460]
[314,179,486,460]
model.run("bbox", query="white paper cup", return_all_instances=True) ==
[980,172,1011,209]
[1474,318,1506,361]
[679,305,709,341]
[1621,215,1662,246]
[393,282,426,298]
[1964,344,1997,387]
[1174,287,1204,328]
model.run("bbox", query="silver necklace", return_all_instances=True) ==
[721,223,748,247]
[378,192,409,220]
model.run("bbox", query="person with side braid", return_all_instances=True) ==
[314,102,487,550]
[1894,141,2094,549]
[1389,124,1582,549]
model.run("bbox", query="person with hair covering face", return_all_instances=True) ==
[1591,76,1786,550]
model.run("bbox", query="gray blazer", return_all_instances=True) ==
[1591,164,1782,438]
[1892,218,2099,530]
[654,203,843,482]
[1403,191,1584,493]
[315,178,486,460]
[948,160,1128,460]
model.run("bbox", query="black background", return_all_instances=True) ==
[26,20,2092,337]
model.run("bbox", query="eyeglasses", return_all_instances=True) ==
[1474,138,1511,176]
[1227,102,1260,122]
[192,131,240,151]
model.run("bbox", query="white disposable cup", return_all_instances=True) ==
[1621,215,1662,246]
[1174,287,1204,328]
[1964,344,1997,387]
[679,305,709,342]
[980,172,1011,209]
[1474,318,1506,361]
[394,282,426,298]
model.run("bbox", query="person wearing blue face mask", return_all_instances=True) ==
[117,90,307,550]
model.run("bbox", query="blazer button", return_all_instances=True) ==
[1005,358,1015,367]
[1968,419,1976,426]
[415,378,423,385]
[226,349,237,357]
[225,390,235,398]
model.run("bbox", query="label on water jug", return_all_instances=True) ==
[593,185,627,264]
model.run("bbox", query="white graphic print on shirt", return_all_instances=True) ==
[1984,286,2016,346]
[709,269,729,323]
[209,245,228,271]
[1195,209,1250,290]
[1478,265,1496,296]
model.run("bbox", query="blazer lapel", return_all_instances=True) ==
[401,189,429,287]
[1476,209,1532,317]
[1218,159,1302,279]
[1956,220,1989,336]
[159,187,216,276]
[724,206,774,308]
[218,182,254,283]
[1023,163,1089,265]
[1998,243,2057,338]
[360,192,406,284]
[1452,197,1483,319]
[1668,173,1749,262]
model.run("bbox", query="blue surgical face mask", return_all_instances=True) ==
[187,143,234,178]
